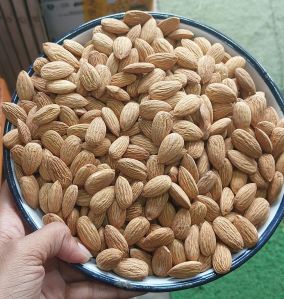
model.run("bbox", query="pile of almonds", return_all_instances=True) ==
[2,10,284,281]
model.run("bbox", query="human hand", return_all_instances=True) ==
[0,181,143,299]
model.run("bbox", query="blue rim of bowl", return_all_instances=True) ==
[4,12,284,292]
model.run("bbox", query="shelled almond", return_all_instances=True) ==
[2,10,284,281]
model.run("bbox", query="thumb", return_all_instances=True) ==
[20,222,92,264]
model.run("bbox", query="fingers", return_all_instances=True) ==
[66,281,145,299]
[19,222,92,264]
[0,181,25,245]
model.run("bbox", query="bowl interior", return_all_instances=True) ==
[4,12,284,292]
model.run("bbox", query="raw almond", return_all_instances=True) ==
[114,258,148,280]
[158,133,184,164]
[213,216,244,251]
[115,176,133,209]
[167,261,202,278]
[212,243,232,274]
[152,246,172,277]
[77,216,101,252]
[104,225,129,255]
[85,169,115,195]
[233,215,258,248]
[142,175,172,197]
[199,221,216,256]
[124,216,150,245]
[19,176,39,209]
[184,225,200,261]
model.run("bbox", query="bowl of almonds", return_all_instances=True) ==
[3,10,284,292]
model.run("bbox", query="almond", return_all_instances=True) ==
[16,70,34,101]
[168,239,186,266]
[143,227,175,248]
[113,36,132,59]
[60,135,82,166]
[145,193,169,220]
[199,221,216,256]
[198,55,215,83]
[197,195,220,222]
[233,215,258,248]
[117,158,147,180]
[142,175,171,197]
[152,246,172,277]
[43,42,79,68]
[220,187,234,216]
[85,117,106,146]
[21,143,42,175]
[205,83,237,104]
[114,258,148,280]
[107,201,126,229]
[41,61,74,80]
[234,183,257,212]
[173,120,203,141]
[207,135,226,169]
[235,67,256,96]
[124,216,150,245]
[115,176,133,209]
[158,133,184,164]
[138,68,166,93]
[258,154,275,182]
[212,243,232,274]
[19,176,39,209]
[231,129,262,158]
[267,171,284,203]
[184,225,200,261]
[62,184,78,218]
[171,209,191,240]
[119,102,139,131]
[46,180,63,213]
[213,216,244,251]
[101,18,129,34]
[167,261,202,278]
[104,225,129,255]
[2,102,27,126]
[85,169,115,195]
[96,248,124,271]
[227,150,257,174]
[77,216,101,252]
[149,80,182,100]
[146,53,177,70]
[190,201,207,225]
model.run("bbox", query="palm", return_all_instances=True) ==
[0,182,142,299]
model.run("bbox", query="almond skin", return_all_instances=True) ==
[167,261,202,278]
[21,143,42,175]
[213,216,244,251]
[143,227,175,248]
[90,186,115,215]
[77,216,101,252]
[104,225,129,256]
[233,215,258,248]
[158,133,184,164]
[96,248,124,271]
[142,175,172,197]
[152,246,173,277]
[115,176,133,209]
[199,221,217,256]
[212,243,232,274]
[19,176,39,209]
[124,216,150,246]
[114,258,149,280]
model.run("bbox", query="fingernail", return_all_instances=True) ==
[77,242,93,261]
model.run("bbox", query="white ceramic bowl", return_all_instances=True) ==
[4,12,284,292]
